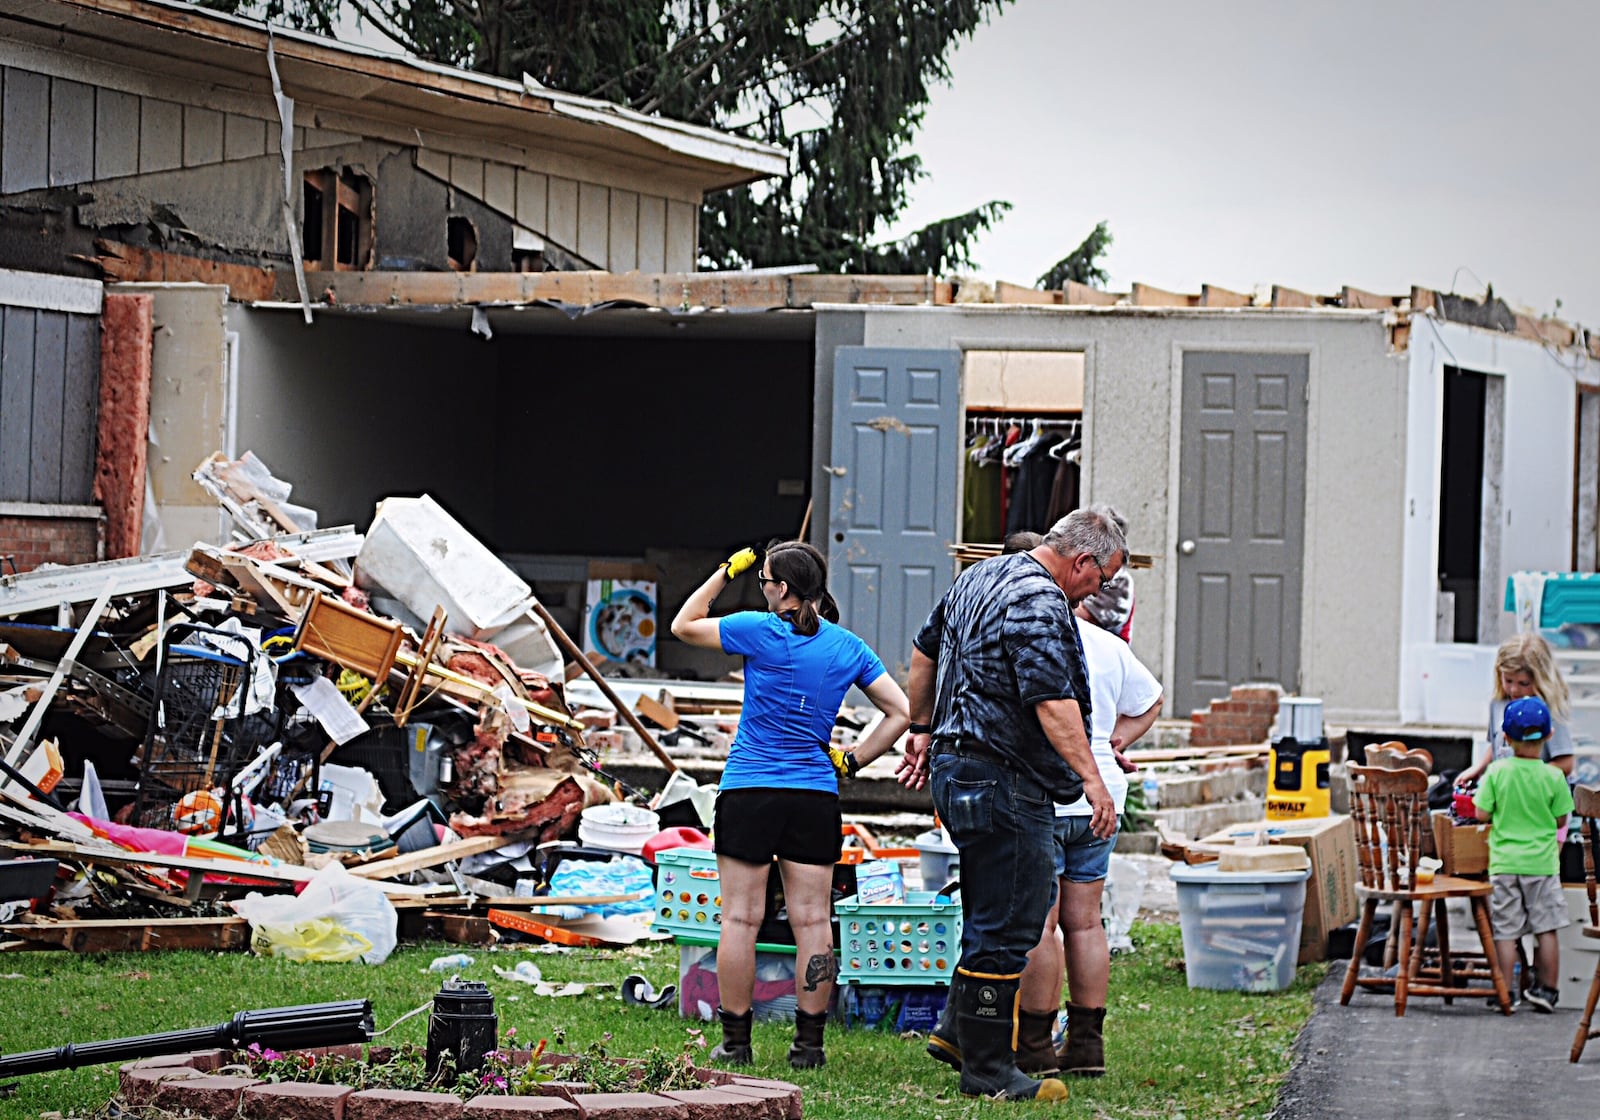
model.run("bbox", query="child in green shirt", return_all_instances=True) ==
[1473,696,1574,1012]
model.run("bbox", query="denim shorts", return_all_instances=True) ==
[1051,815,1118,883]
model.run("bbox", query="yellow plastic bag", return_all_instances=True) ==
[248,916,373,963]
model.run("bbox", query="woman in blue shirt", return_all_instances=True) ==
[672,540,910,1070]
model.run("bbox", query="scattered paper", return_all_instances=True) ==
[493,963,610,997]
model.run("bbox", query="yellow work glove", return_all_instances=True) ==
[828,745,862,780]
[723,547,758,580]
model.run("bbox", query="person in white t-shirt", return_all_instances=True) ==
[1014,564,1162,1079]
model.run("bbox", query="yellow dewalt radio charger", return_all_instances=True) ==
[1266,737,1331,821]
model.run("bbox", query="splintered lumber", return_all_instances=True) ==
[3,841,447,898]
[529,600,676,773]
[346,835,505,880]
[1,916,250,952]
[392,650,584,731]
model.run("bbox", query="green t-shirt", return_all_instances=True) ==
[1474,755,1574,876]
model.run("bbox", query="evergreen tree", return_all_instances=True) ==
[207,0,1015,274]
[1037,221,1113,289]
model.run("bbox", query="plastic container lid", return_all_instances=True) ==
[1169,863,1310,885]
[911,828,957,855]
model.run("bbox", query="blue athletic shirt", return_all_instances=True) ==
[717,611,887,795]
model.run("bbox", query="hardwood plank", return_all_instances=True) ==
[1340,285,1402,311]
[1062,280,1121,306]
[1,916,249,952]
[994,282,1064,306]
[345,834,506,879]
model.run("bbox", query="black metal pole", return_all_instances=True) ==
[0,999,374,1078]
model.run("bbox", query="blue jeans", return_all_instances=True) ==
[931,748,1057,976]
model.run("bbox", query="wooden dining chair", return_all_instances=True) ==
[1340,764,1512,1016]
[1570,786,1600,1062]
[1364,741,1434,775]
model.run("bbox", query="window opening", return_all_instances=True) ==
[302,166,373,271]
[448,216,478,272]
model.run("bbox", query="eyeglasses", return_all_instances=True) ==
[1091,558,1115,592]
[755,573,778,587]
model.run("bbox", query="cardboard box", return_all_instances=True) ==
[1431,811,1489,877]
[1201,815,1359,964]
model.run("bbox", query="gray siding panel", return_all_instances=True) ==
[139,98,182,173]
[3,69,51,194]
[223,112,267,161]
[0,308,36,498]
[577,181,608,265]
[183,105,223,167]
[609,190,638,272]
[665,200,696,272]
[48,78,96,187]
[547,176,578,250]
[28,312,65,502]
[94,88,141,179]
[60,314,98,502]
[636,195,666,272]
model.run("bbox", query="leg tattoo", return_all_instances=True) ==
[802,952,839,992]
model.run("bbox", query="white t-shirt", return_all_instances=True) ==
[1056,622,1164,817]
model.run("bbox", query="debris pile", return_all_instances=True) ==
[0,453,691,953]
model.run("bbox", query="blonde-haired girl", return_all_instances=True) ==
[1458,632,1574,784]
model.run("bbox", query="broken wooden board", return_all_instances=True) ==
[346,835,506,880]
[1,916,249,952]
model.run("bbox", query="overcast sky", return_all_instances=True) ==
[882,0,1599,325]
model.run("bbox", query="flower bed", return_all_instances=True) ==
[116,1040,803,1119]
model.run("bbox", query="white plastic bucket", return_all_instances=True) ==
[578,804,661,854]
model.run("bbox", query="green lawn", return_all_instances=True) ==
[0,923,1324,1119]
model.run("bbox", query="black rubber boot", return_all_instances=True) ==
[953,971,1069,1101]
[1054,1003,1106,1077]
[709,1006,753,1066]
[1014,1008,1061,1076]
[926,989,962,1072]
[788,1008,828,1069]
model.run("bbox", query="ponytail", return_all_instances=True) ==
[764,539,835,637]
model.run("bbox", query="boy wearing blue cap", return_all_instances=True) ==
[1473,696,1574,1012]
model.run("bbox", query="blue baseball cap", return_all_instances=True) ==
[1503,696,1552,742]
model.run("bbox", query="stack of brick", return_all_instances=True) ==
[0,504,104,573]
[1189,684,1281,748]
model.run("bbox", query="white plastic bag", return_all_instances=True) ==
[232,862,398,964]
[1101,854,1147,955]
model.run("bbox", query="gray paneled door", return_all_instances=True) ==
[1174,351,1308,715]
[828,347,961,678]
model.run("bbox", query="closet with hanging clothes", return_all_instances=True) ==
[962,412,1081,543]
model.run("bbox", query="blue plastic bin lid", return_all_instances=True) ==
[1168,863,1310,885]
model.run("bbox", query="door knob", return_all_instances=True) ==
[1179,539,1196,555]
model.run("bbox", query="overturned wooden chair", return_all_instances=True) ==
[1570,786,1600,1062]
[1340,764,1512,1016]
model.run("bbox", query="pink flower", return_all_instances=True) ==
[260,1048,282,1062]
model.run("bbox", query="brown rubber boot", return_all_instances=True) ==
[1054,1003,1105,1077]
[709,1006,753,1066]
[1014,1009,1062,1076]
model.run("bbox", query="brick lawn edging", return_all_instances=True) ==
[118,1048,804,1120]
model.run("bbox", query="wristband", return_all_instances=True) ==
[909,722,933,735]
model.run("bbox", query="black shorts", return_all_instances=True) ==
[714,787,842,866]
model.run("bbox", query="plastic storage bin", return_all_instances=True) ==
[677,937,808,1023]
[911,828,960,890]
[653,847,724,939]
[1170,863,1310,992]
[836,891,960,985]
